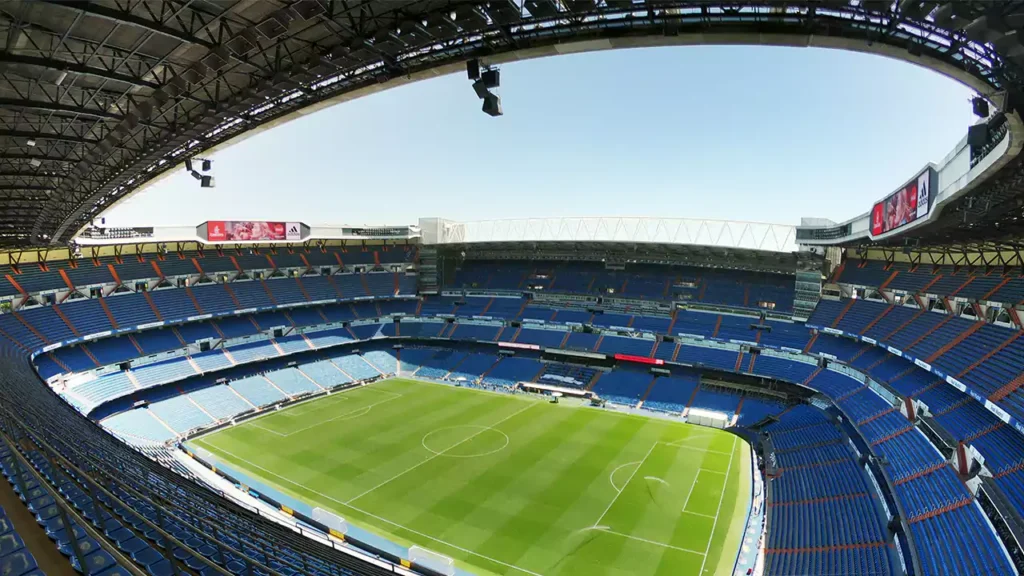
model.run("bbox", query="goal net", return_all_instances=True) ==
[312,508,349,540]
[409,546,455,575]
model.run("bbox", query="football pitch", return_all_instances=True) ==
[191,378,751,576]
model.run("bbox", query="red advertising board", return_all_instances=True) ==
[205,221,301,242]
[870,169,933,236]
[614,353,664,366]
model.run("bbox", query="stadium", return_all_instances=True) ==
[2,1,1024,576]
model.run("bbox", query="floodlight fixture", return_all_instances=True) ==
[185,158,194,171]
[472,79,491,99]
[200,175,215,188]
[202,159,212,171]
[481,69,500,89]
[467,59,480,80]
[190,170,203,181]
[482,94,503,117]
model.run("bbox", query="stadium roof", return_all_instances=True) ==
[2,0,1023,249]
[435,217,798,252]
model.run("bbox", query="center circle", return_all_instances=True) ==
[421,425,510,458]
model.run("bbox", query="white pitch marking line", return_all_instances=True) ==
[281,394,401,437]
[697,435,737,576]
[196,442,543,576]
[346,400,538,505]
[582,527,705,556]
[663,442,731,456]
[681,469,702,513]
[681,511,717,520]
[249,423,286,437]
[608,461,641,493]
[593,442,657,528]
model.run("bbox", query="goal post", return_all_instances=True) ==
[408,545,455,576]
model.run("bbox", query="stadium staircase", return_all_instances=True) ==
[991,374,1024,402]
[869,424,914,447]
[747,353,757,372]
[904,315,954,351]
[918,274,944,295]
[670,342,682,362]
[294,277,312,301]
[262,375,293,398]
[877,270,898,291]
[828,260,846,283]
[270,340,286,356]
[906,497,972,524]
[858,407,897,426]
[57,268,75,292]
[98,299,119,328]
[959,331,1022,377]
[926,321,985,363]
[559,332,571,349]
[948,276,976,299]
[143,291,163,320]
[515,299,529,319]
[594,335,604,351]
[223,284,241,308]
[126,371,142,389]
[638,376,658,407]
[480,297,495,316]
[477,358,503,383]
[13,312,47,344]
[981,276,1014,301]
[327,275,344,298]
[586,372,602,391]
[345,326,359,340]
[883,309,927,340]
[830,299,857,328]
[847,345,873,364]
[666,309,678,334]
[222,349,238,365]
[45,352,69,373]
[802,332,818,353]
[52,305,79,336]
[149,259,165,279]
[127,334,145,355]
[260,280,277,305]
[185,286,204,313]
[712,315,723,338]
[860,305,893,334]
[359,274,371,297]
[734,352,744,372]
[802,367,823,386]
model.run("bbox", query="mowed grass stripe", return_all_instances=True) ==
[194,378,748,576]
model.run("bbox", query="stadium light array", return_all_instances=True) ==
[467,61,502,117]
[185,156,215,188]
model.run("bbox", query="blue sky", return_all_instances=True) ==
[105,45,976,229]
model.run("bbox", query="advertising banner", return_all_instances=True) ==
[205,221,302,242]
[613,353,664,366]
[870,168,935,236]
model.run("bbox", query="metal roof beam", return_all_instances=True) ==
[0,185,52,192]
[0,130,99,145]
[0,52,160,90]
[41,0,213,49]
[0,99,129,122]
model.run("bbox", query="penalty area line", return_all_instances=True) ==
[697,435,738,576]
[197,444,543,576]
[581,527,705,556]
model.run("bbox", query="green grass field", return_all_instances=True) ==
[192,378,750,576]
